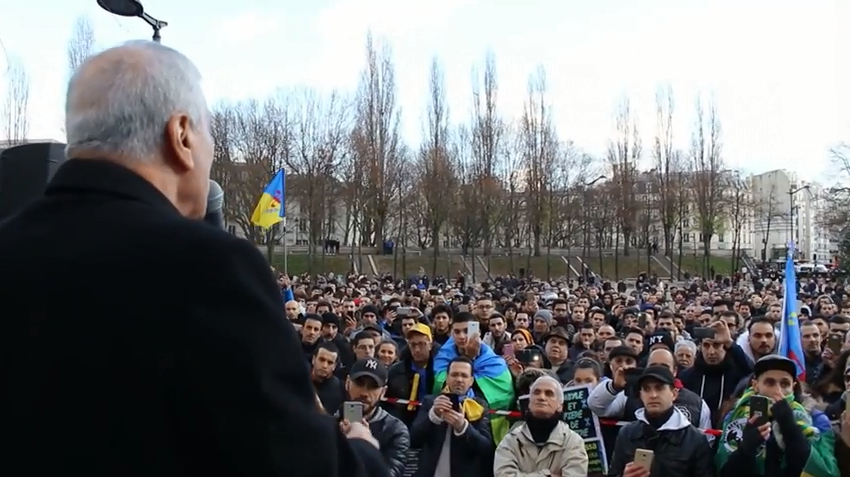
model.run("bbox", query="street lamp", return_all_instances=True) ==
[787,184,810,257]
[585,174,607,187]
[581,175,607,275]
[97,0,168,43]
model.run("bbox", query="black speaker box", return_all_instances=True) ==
[0,142,67,220]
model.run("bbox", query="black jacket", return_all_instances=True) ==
[553,360,576,384]
[363,406,411,477]
[384,344,440,427]
[679,343,753,426]
[719,399,813,477]
[609,408,714,477]
[0,159,386,477]
[314,375,345,414]
[410,395,493,477]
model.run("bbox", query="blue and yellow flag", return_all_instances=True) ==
[250,170,285,229]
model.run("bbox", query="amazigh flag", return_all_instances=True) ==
[250,170,285,229]
[432,338,514,443]
[779,242,806,380]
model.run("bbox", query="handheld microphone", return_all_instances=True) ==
[204,180,225,229]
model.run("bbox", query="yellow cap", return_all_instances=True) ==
[407,323,433,340]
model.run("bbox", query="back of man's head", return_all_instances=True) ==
[65,40,209,162]
[64,40,213,220]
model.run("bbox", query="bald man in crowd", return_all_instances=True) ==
[0,41,386,477]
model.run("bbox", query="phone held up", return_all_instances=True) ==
[633,449,654,470]
[467,321,480,339]
[829,333,843,355]
[441,393,461,411]
[343,401,364,423]
[692,327,716,340]
[502,342,514,357]
[749,395,770,424]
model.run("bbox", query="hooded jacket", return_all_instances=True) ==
[679,343,753,427]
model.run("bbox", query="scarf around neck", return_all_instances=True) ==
[715,387,816,472]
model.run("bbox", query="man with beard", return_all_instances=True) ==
[741,317,778,363]
[285,299,302,330]
[313,342,345,412]
[679,321,753,426]
[342,358,410,477]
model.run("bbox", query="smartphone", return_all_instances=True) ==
[458,305,469,313]
[467,321,480,338]
[638,313,647,329]
[442,393,461,411]
[749,395,769,420]
[396,307,410,316]
[502,342,514,357]
[624,367,643,388]
[517,348,536,365]
[633,449,654,469]
[343,401,363,423]
[829,333,843,354]
[692,327,716,339]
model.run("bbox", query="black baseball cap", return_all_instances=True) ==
[637,366,675,386]
[753,354,798,380]
[349,358,388,387]
[608,345,639,361]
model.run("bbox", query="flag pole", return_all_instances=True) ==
[282,217,288,276]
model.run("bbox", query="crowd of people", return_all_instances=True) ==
[280,268,850,477]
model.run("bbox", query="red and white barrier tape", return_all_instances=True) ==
[380,396,722,436]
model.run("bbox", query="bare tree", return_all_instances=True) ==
[499,126,524,270]
[520,66,558,257]
[67,16,96,76]
[727,171,753,272]
[209,102,239,228]
[671,150,690,277]
[824,143,850,264]
[818,143,850,235]
[653,85,677,256]
[753,183,785,262]
[352,33,404,253]
[607,96,641,257]
[286,89,351,267]
[418,57,456,275]
[470,51,505,259]
[2,56,30,144]
[545,143,586,278]
[689,96,725,273]
[450,126,482,256]
[210,96,293,257]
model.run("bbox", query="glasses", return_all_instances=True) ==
[844,374,850,383]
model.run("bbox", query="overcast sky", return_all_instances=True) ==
[1,0,847,181]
